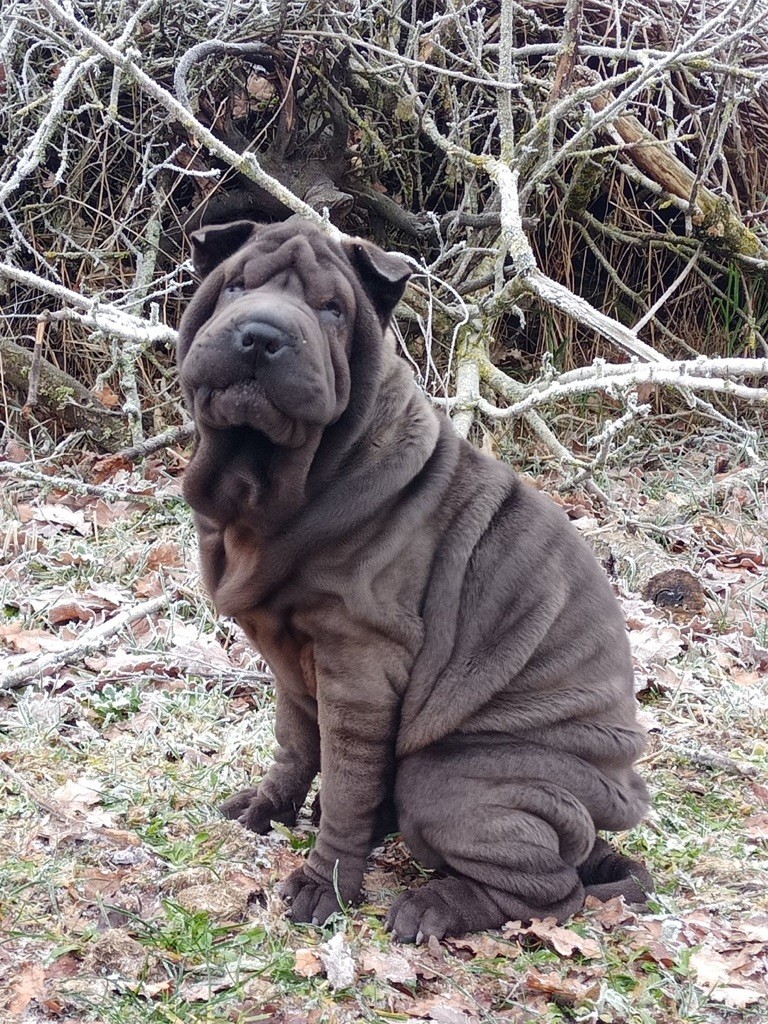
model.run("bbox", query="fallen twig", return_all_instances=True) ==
[0,595,170,691]
[478,363,768,419]
[112,424,195,463]
[0,261,179,347]
[0,462,169,503]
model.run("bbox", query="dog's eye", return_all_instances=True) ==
[224,282,244,295]
[321,299,342,317]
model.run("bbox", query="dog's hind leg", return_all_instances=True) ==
[386,839,587,942]
[389,738,649,941]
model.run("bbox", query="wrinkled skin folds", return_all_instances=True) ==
[177,216,652,941]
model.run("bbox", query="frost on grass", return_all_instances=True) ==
[1,440,767,1023]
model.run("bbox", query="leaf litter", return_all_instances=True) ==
[1,445,767,1022]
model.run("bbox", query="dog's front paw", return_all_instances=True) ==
[281,866,346,925]
[219,786,298,834]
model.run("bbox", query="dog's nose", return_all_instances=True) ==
[232,320,291,357]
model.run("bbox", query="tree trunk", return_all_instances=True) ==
[583,76,767,261]
[1,336,131,452]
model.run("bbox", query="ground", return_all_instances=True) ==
[0,428,766,1024]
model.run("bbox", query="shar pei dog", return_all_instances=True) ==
[177,216,652,941]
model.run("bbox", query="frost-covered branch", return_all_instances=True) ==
[0,261,179,346]
[0,595,170,690]
[477,358,768,420]
[36,0,339,235]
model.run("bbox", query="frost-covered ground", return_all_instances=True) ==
[1,434,767,1024]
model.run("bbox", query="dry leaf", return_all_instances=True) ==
[506,917,601,959]
[146,541,183,570]
[14,502,35,523]
[135,573,165,598]
[90,454,133,482]
[49,593,117,625]
[52,777,104,811]
[140,980,173,998]
[32,505,91,535]
[247,74,276,101]
[635,707,663,732]
[525,967,600,1003]
[745,813,768,840]
[426,1007,470,1024]
[318,931,356,990]
[690,947,731,987]
[583,895,636,929]
[52,777,117,827]
[626,919,679,966]
[104,709,157,739]
[294,948,323,977]
[479,426,500,460]
[629,623,685,667]
[177,976,231,1001]
[709,986,766,1008]
[361,949,416,984]
[0,622,51,653]
[92,384,121,408]
[5,962,46,1013]
[736,634,768,670]
[78,868,127,900]
[89,498,131,526]
[402,991,476,1020]
[1,439,28,462]
[739,917,768,942]
[681,910,719,942]
[729,669,762,686]
[48,599,93,625]
[447,934,520,959]
[88,584,124,605]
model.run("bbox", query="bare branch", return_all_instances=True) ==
[479,359,768,420]
[0,595,170,690]
[0,261,179,347]
[35,0,339,235]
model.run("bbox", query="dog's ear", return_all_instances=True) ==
[190,220,260,278]
[345,240,412,324]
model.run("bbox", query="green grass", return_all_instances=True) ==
[1,433,767,1023]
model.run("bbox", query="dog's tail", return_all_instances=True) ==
[578,837,654,905]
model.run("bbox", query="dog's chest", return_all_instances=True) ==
[236,608,318,698]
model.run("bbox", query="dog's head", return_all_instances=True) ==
[177,217,412,448]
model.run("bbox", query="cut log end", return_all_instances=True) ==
[642,569,706,614]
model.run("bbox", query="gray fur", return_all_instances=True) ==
[177,217,652,940]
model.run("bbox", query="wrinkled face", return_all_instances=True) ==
[179,226,362,448]
[177,219,412,526]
